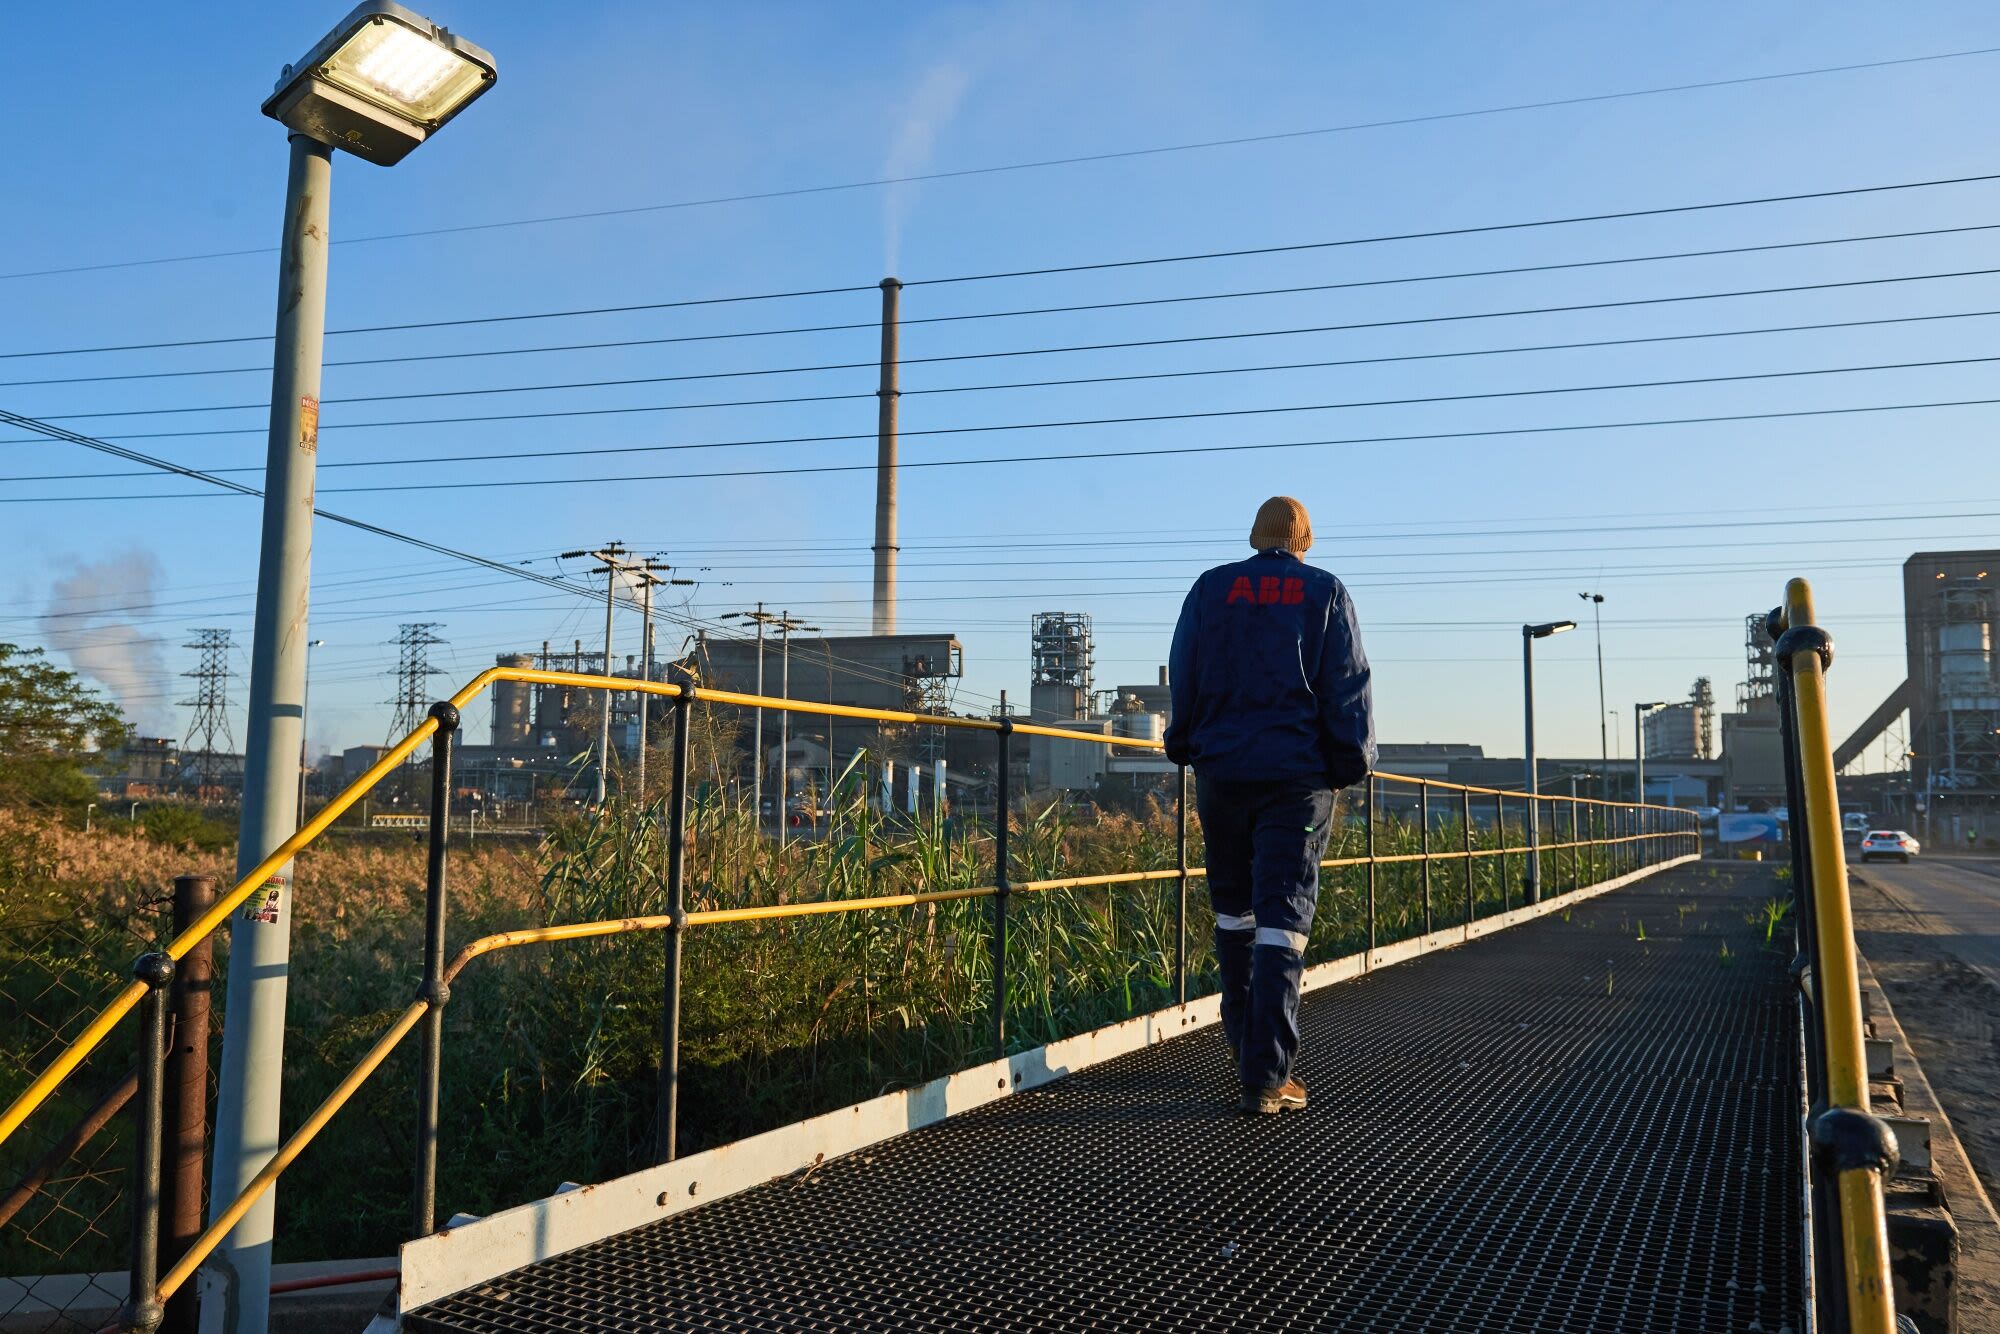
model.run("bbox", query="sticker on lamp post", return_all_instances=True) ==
[242,876,287,924]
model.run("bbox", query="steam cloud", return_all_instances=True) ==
[37,550,173,734]
[882,62,972,274]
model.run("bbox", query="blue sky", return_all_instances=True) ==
[2,1,1995,766]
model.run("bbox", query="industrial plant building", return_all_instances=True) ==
[1834,550,2000,841]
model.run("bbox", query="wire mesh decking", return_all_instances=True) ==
[406,862,1800,1334]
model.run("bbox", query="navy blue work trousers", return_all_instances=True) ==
[1196,777,1335,1090]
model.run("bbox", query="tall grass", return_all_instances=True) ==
[1,776,1651,1265]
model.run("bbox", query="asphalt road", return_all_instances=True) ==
[1857,853,2000,988]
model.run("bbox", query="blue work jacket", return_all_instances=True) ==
[1163,549,1375,787]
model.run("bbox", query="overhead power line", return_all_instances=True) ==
[6,44,1996,283]
[11,392,2000,502]
[13,264,2000,450]
[8,168,2000,361]
[0,406,1003,706]
[22,300,2000,435]
[10,217,1996,390]
[12,348,1997,483]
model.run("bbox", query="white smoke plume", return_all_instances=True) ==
[37,550,173,734]
[882,62,972,274]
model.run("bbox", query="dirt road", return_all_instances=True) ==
[1848,854,2000,1322]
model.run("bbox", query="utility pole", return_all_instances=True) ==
[873,277,902,635]
[770,612,816,847]
[1580,592,1607,768]
[564,543,637,804]
[632,559,692,798]
[721,605,811,836]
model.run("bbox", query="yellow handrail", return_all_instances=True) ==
[0,664,1694,1157]
[1778,578,1895,1333]
[144,801,1699,1300]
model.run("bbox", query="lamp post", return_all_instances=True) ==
[297,639,325,826]
[1579,592,1607,767]
[1522,620,1576,903]
[1634,700,1666,805]
[212,9,494,1332]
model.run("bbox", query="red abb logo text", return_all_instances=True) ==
[1226,575,1305,606]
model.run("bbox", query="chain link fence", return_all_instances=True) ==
[1,895,171,1333]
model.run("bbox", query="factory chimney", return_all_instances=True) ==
[872,277,902,634]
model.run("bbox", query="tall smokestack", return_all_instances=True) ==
[872,276,902,635]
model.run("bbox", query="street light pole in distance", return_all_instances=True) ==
[211,9,495,1332]
[1579,592,1607,770]
[1522,619,1576,904]
[1634,701,1667,805]
[297,639,325,826]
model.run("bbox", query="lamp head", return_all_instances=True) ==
[1525,620,1578,639]
[263,1,495,166]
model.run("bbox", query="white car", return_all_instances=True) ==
[1858,830,1920,863]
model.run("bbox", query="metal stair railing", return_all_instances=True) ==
[1771,578,1899,1334]
[0,664,1698,1332]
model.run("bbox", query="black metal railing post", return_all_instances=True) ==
[1364,775,1377,955]
[119,952,174,1334]
[1560,800,1576,892]
[1559,799,1571,894]
[1418,781,1432,936]
[1174,764,1189,1005]
[412,701,458,1240]
[993,720,1014,1059]
[1461,788,1474,925]
[658,690,694,1163]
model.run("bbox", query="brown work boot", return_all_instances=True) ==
[1240,1078,1308,1114]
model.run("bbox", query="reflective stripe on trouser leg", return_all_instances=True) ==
[1215,912,1255,932]
[1241,783,1335,1090]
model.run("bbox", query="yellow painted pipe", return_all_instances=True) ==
[1835,1166,1898,1333]
[156,1000,429,1301]
[1,656,1691,1156]
[692,886,996,924]
[1785,577,1895,1331]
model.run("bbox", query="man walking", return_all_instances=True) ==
[1165,496,1374,1114]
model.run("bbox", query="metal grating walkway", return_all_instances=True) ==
[407,864,1801,1333]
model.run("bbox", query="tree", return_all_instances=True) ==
[0,643,129,810]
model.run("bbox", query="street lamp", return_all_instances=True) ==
[1577,592,1608,769]
[1633,700,1667,805]
[298,639,325,826]
[262,2,496,166]
[1522,620,1576,903]
[214,10,495,1331]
